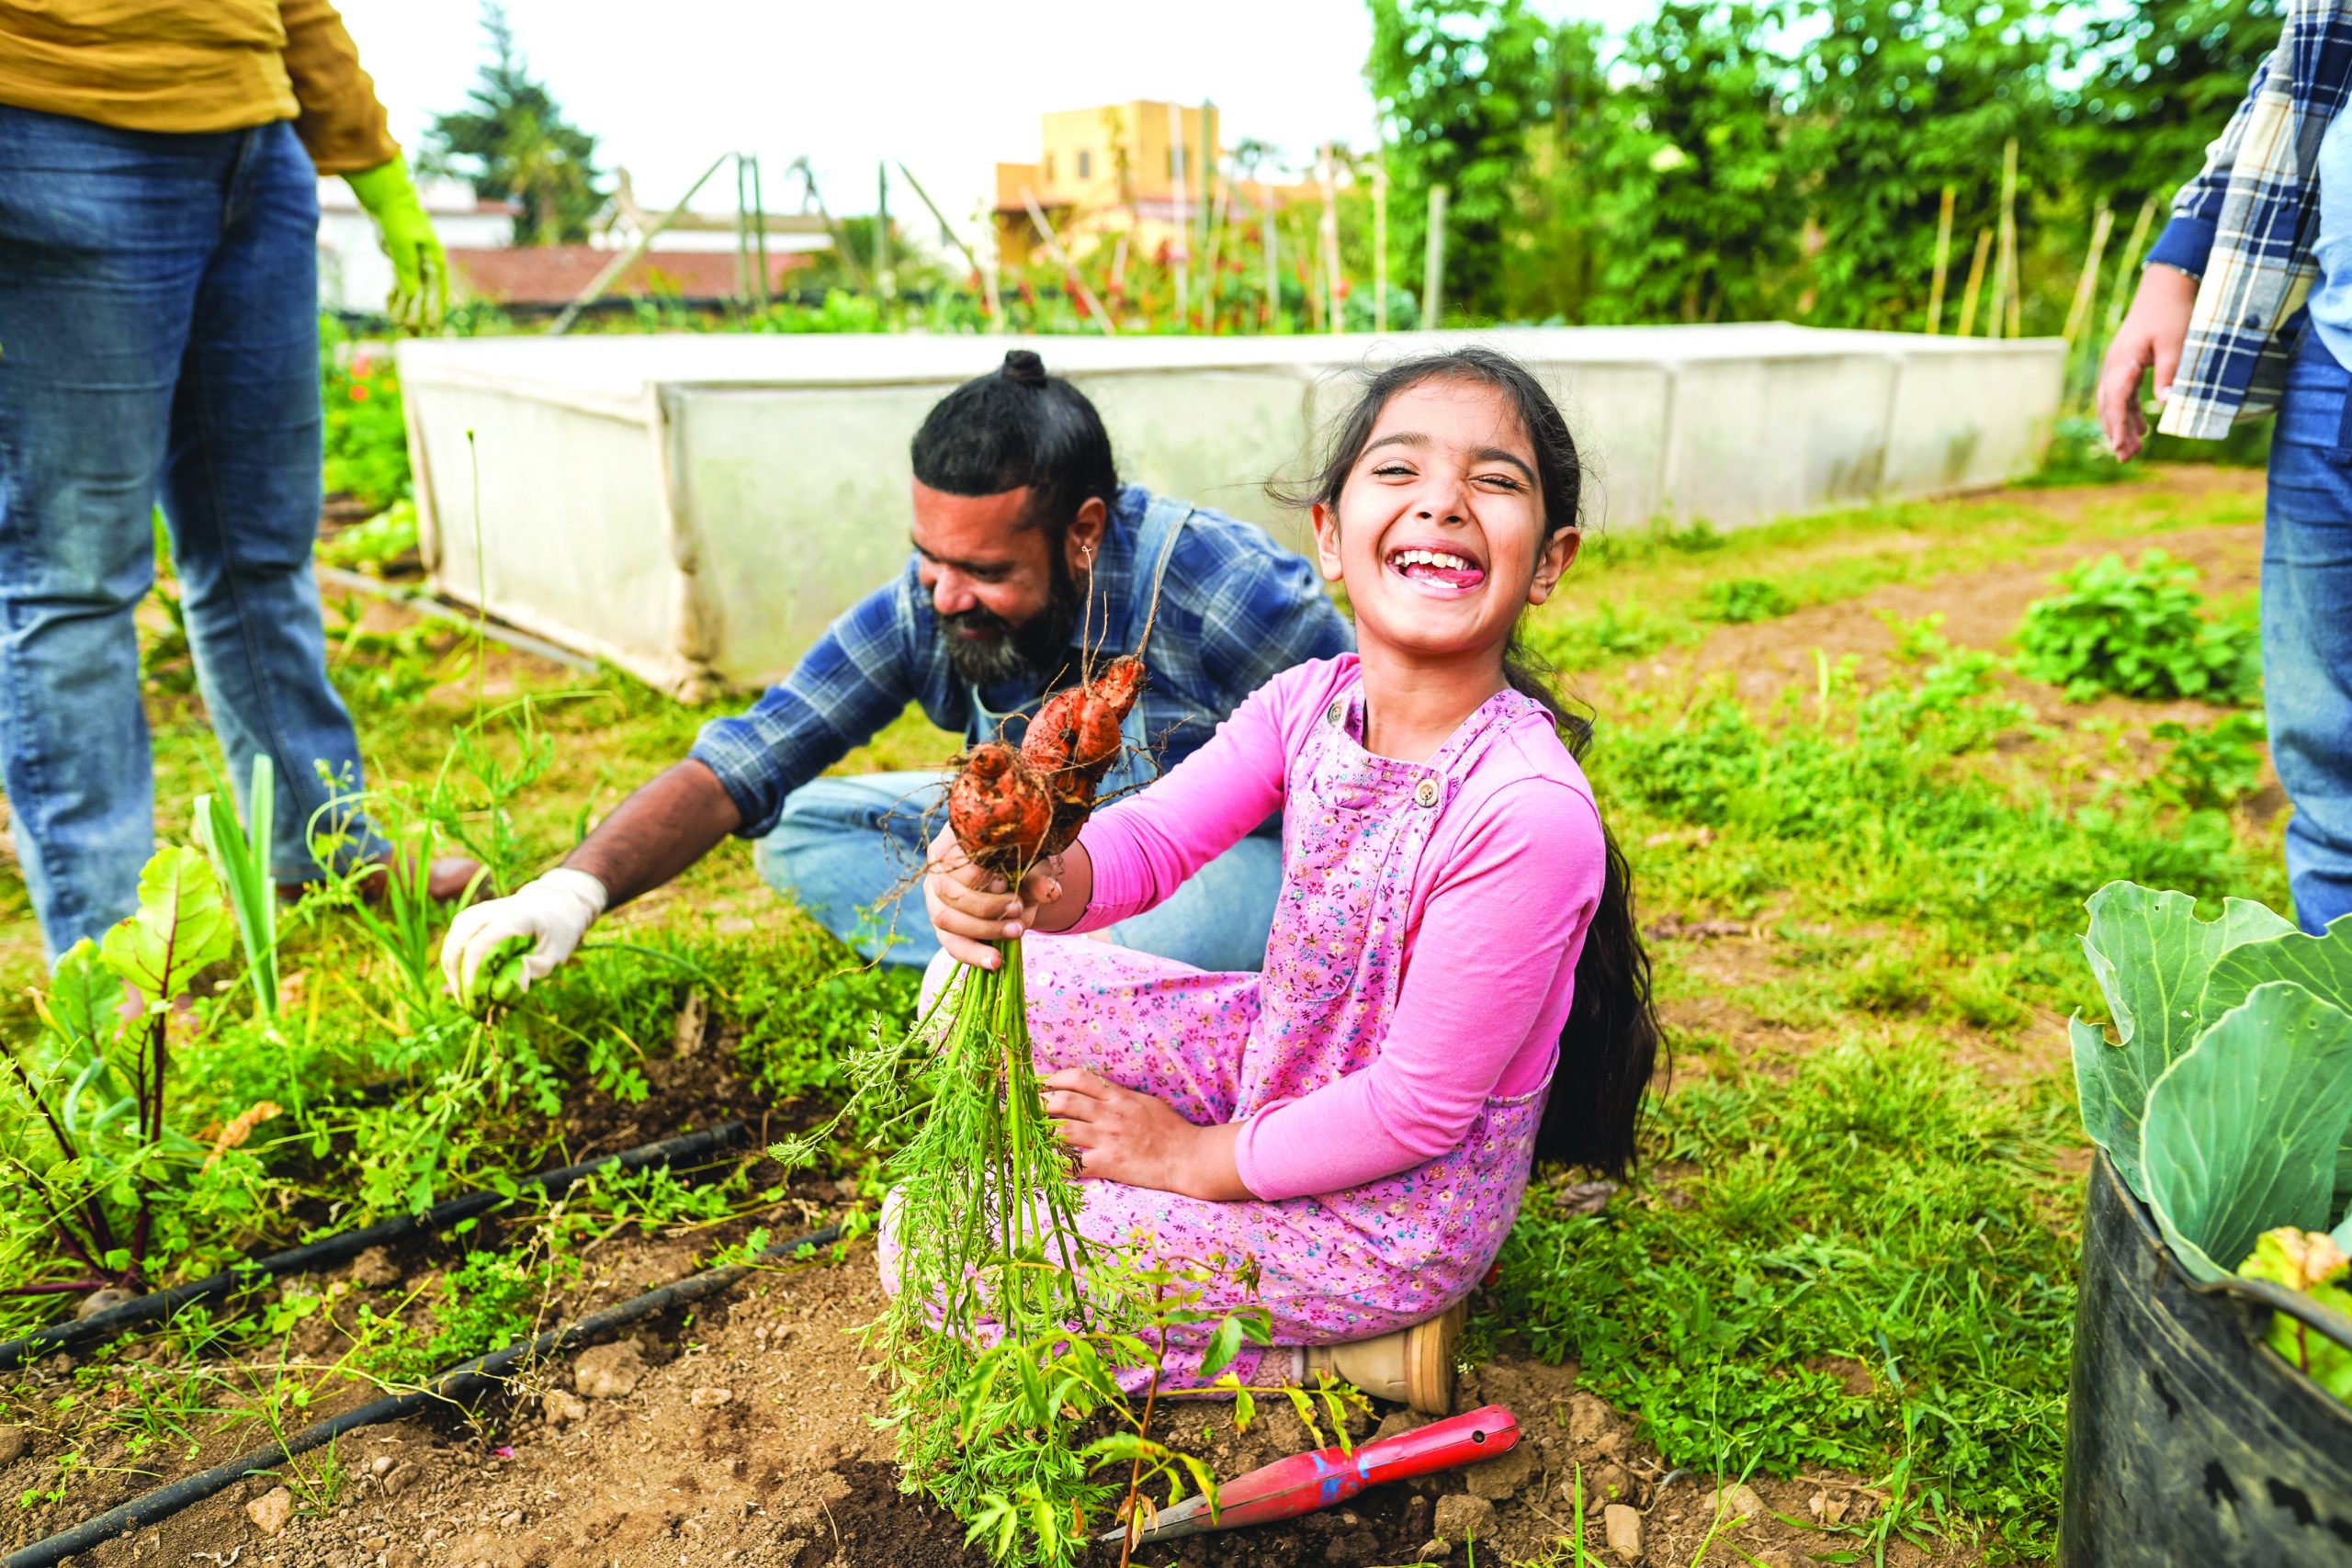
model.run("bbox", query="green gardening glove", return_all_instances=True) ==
[344,157,448,332]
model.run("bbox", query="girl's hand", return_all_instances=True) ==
[922,825,1063,970]
[1043,1068,1248,1200]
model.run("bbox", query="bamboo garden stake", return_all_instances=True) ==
[1318,144,1342,334]
[1263,186,1281,333]
[1168,102,1190,325]
[1927,185,1956,334]
[1022,189,1116,334]
[1996,138,2021,339]
[2062,205,2116,347]
[1424,184,1449,328]
[1957,227,1993,338]
[2101,196,2161,344]
[1373,157,1389,333]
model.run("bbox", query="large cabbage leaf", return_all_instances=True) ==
[2074,882,2294,1194]
[2209,914,2352,1210]
[2142,981,2352,1282]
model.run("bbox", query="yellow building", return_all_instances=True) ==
[995,100,1304,269]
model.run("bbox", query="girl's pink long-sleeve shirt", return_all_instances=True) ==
[1069,656,1605,1201]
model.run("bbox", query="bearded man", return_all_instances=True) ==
[442,349,1350,993]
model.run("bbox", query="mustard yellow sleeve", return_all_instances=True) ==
[277,0,400,174]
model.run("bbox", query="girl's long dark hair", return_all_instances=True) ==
[1279,345,1663,1176]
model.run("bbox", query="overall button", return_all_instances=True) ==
[1413,777,1440,808]
[1327,701,1345,726]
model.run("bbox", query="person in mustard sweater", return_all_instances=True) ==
[0,0,477,958]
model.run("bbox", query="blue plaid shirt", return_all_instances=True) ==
[2144,0,2352,438]
[691,485,1352,839]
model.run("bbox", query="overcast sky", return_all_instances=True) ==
[335,0,1643,249]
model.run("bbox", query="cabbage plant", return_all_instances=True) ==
[2073,884,2352,1400]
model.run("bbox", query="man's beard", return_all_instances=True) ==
[940,552,1086,689]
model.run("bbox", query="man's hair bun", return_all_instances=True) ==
[1001,349,1049,386]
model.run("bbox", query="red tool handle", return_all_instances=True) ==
[1355,1404,1521,1483]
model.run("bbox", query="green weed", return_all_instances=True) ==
[2014,550,2261,705]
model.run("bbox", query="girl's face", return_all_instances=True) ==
[1310,378,1578,664]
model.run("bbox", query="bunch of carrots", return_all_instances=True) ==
[785,655,1150,1561]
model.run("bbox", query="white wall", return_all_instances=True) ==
[398,326,2064,696]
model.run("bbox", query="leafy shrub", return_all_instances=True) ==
[2154,711,2268,810]
[2015,551,2260,705]
[320,326,413,513]
[320,499,420,575]
[1702,578,1796,624]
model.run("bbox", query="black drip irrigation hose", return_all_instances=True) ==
[2,1219,843,1568]
[0,1122,747,1372]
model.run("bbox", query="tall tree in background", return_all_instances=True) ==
[1366,0,1577,321]
[2065,0,2286,209]
[1584,2,1800,324]
[1787,0,2056,330]
[423,4,605,245]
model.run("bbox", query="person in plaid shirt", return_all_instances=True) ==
[2098,0,2352,932]
[441,351,1351,992]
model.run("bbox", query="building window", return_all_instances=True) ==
[1078,150,1091,179]
[1044,152,1055,183]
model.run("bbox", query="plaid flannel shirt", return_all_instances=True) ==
[690,485,1352,840]
[2147,0,2352,439]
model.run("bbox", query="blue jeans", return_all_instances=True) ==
[756,771,1283,971]
[0,107,375,955]
[2265,327,2352,933]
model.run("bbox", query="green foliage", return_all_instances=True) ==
[2154,711,2267,809]
[319,321,411,513]
[195,756,279,1022]
[2069,882,2292,1194]
[320,499,421,576]
[2071,886,2352,1294]
[421,3,605,245]
[1491,1034,2079,1557]
[2238,1228,2352,1403]
[2015,551,2261,704]
[1701,577,1795,624]
[2141,981,2352,1280]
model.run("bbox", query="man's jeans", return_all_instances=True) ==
[2265,327,2352,932]
[0,107,373,955]
[757,771,1283,971]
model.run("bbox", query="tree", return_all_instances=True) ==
[1786,0,2059,331]
[423,4,605,245]
[2065,0,2287,210]
[1366,0,1579,320]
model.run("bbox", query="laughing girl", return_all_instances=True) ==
[919,347,1659,1412]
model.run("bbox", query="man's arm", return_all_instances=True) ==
[1197,541,1353,701]
[563,759,741,909]
[2098,45,2279,459]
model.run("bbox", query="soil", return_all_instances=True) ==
[33,1240,1973,1568]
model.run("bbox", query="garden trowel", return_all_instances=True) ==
[1100,1403,1521,1547]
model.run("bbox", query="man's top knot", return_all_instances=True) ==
[1001,349,1048,386]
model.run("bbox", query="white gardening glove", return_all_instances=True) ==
[439,867,608,1003]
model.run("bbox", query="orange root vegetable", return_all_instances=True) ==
[945,742,1055,878]
[947,656,1149,874]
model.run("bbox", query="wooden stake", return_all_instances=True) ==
[1200,164,1231,333]
[1926,185,1955,334]
[1262,185,1280,333]
[1021,188,1116,334]
[1167,103,1190,326]
[1318,144,1342,334]
[2101,196,2160,343]
[1994,137,2019,339]
[1956,227,1993,338]
[2062,205,2116,347]
[1423,184,1449,328]
[1373,157,1389,334]
[896,161,993,323]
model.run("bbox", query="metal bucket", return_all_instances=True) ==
[2062,1154,2352,1565]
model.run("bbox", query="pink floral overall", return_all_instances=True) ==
[1018,681,1550,1390]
